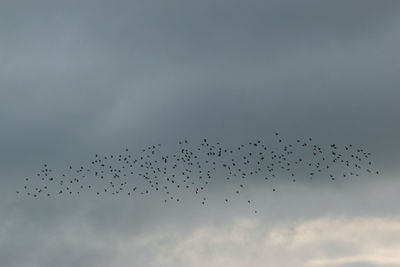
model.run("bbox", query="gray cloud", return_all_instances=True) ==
[2,213,400,267]
[1,1,400,266]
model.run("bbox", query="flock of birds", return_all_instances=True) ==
[18,133,380,213]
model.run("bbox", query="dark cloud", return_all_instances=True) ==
[1,1,399,266]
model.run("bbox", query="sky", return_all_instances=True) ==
[1,1,400,266]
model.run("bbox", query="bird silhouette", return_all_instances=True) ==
[19,132,380,215]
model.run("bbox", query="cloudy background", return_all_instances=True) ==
[1,0,400,266]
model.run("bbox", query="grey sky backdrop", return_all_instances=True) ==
[1,1,400,266]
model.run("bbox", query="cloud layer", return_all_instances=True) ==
[1,1,400,266]
[3,214,400,267]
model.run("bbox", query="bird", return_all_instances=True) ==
[19,133,380,214]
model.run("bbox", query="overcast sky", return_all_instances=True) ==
[1,1,400,266]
